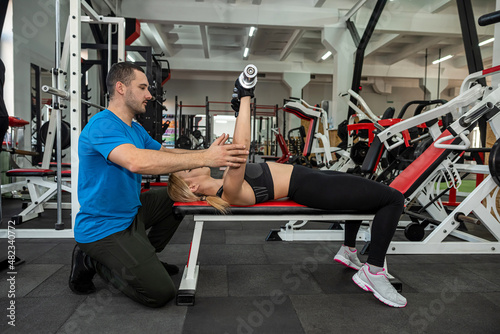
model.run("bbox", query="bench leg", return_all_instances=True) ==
[177,220,204,306]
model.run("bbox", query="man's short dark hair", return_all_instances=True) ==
[106,62,145,98]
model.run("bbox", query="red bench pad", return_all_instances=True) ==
[6,169,55,177]
[173,199,372,217]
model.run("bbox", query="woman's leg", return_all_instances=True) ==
[288,166,404,267]
[343,221,362,248]
[288,167,407,307]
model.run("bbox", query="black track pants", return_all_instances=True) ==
[78,187,182,308]
[288,166,404,267]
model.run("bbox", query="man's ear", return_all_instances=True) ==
[188,183,199,193]
[115,81,125,96]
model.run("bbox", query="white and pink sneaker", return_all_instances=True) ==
[334,245,363,270]
[352,263,407,308]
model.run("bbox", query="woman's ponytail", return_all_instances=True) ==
[167,173,230,214]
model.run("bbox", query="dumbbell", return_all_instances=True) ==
[238,64,258,89]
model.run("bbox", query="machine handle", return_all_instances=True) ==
[434,131,470,150]
[479,10,500,26]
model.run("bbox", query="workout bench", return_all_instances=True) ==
[2,168,71,224]
[172,199,398,306]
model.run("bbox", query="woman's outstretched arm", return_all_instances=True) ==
[221,95,253,203]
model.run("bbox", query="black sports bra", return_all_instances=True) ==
[216,163,274,204]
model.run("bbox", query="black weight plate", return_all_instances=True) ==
[489,138,500,187]
[404,223,425,241]
[39,120,71,150]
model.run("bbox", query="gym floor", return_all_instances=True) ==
[1,195,500,334]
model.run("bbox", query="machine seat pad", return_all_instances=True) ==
[390,129,460,196]
[6,168,56,177]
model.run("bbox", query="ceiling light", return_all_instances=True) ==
[249,26,256,37]
[321,51,332,60]
[479,38,494,46]
[243,47,249,58]
[432,54,453,65]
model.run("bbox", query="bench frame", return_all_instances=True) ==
[175,209,394,306]
[2,169,71,224]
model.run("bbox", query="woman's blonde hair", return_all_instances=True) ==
[167,173,230,214]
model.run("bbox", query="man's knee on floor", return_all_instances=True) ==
[140,284,176,308]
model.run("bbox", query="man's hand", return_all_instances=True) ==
[204,134,248,167]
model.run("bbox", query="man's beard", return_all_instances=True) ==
[125,93,147,114]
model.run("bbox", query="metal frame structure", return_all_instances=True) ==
[273,66,500,255]
[177,213,373,306]
[456,0,487,148]
[0,1,125,238]
[348,0,388,117]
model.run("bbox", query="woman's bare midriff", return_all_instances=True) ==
[266,162,294,199]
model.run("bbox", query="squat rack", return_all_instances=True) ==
[174,96,280,158]
[5,1,125,238]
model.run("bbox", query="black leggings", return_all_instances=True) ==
[288,165,404,267]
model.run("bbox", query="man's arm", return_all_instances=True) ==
[108,134,248,175]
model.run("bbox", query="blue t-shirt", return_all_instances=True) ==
[75,110,161,243]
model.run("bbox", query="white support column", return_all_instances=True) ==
[69,0,82,231]
[322,23,356,129]
[282,72,310,99]
[419,78,449,100]
[282,72,310,129]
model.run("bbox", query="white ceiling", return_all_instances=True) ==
[90,0,497,85]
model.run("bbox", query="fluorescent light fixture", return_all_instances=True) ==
[249,26,256,37]
[126,54,134,62]
[321,51,332,60]
[244,47,249,58]
[432,54,453,65]
[479,38,495,46]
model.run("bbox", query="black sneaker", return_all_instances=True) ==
[69,244,96,294]
[162,262,179,276]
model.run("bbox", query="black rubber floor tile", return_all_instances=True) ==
[170,228,225,245]
[197,244,269,265]
[290,294,409,333]
[227,264,323,297]
[399,292,500,334]
[8,240,59,264]
[308,263,371,294]
[183,296,305,334]
[0,263,63,298]
[226,229,270,244]
[58,293,186,334]
[458,261,500,288]
[196,265,229,297]
[391,263,497,293]
[30,241,75,265]
[26,264,73,298]
[0,295,86,334]
[263,241,344,265]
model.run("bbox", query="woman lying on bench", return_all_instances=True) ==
[167,71,407,308]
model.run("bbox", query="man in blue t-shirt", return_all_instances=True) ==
[70,62,248,308]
